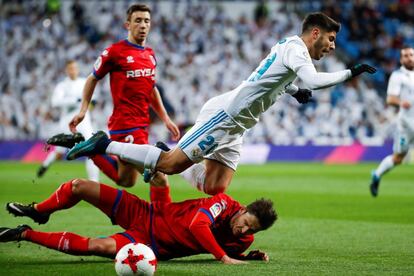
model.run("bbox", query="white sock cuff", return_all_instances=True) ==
[144,147,162,170]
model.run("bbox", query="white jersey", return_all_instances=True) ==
[387,66,414,130]
[214,35,313,129]
[51,77,94,137]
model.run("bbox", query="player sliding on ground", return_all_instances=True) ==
[67,12,376,195]
[2,175,276,264]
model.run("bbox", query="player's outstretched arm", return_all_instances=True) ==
[349,64,377,78]
[69,74,98,133]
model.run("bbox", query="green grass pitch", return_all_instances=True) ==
[0,161,413,275]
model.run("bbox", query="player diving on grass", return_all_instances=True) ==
[50,4,180,188]
[66,12,376,195]
[2,173,276,265]
[370,46,414,197]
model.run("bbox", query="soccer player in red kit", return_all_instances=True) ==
[3,176,276,264]
[68,4,180,187]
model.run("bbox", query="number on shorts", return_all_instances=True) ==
[198,135,218,155]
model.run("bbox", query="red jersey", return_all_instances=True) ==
[151,193,254,260]
[92,39,156,131]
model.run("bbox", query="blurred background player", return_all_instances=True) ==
[67,12,376,195]
[37,60,99,181]
[370,46,414,197]
[3,176,276,265]
[67,4,180,187]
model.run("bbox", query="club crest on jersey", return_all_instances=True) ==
[149,55,156,66]
[94,56,102,70]
[209,203,223,218]
[102,49,108,57]
[127,56,135,63]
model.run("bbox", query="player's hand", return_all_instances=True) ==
[69,112,85,133]
[350,64,376,77]
[220,255,248,265]
[401,101,411,109]
[292,88,312,104]
[164,118,180,141]
[244,250,269,262]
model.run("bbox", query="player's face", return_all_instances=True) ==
[126,11,151,45]
[230,211,261,237]
[400,48,414,70]
[312,29,336,60]
[66,62,79,80]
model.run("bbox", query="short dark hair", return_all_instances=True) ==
[126,4,151,21]
[401,45,413,51]
[246,198,277,230]
[302,12,340,34]
[65,59,76,66]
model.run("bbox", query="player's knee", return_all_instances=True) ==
[204,184,226,195]
[71,178,89,195]
[116,177,135,187]
[88,239,115,255]
[393,154,405,165]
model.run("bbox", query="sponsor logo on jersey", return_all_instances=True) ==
[127,56,135,63]
[126,68,155,78]
[209,203,223,218]
[94,56,102,71]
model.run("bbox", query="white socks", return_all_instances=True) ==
[180,163,206,192]
[374,155,395,178]
[85,159,100,182]
[106,142,161,170]
[43,151,59,167]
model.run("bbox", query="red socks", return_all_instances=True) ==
[91,155,120,183]
[150,186,172,203]
[36,180,80,214]
[25,230,90,255]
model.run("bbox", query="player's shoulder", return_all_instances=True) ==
[389,67,405,79]
[102,40,126,55]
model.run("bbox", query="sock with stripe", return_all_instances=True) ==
[36,180,80,214]
[24,230,90,255]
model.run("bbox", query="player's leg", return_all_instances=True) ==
[116,161,138,187]
[37,146,65,177]
[0,224,117,257]
[370,131,409,196]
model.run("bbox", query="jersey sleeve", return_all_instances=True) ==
[188,194,234,260]
[283,42,351,90]
[92,46,115,80]
[387,72,402,97]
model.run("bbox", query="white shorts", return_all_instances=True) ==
[393,125,414,154]
[178,109,244,170]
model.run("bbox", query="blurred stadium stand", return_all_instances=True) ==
[1,0,413,147]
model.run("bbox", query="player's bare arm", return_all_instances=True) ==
[150,86,180,141]
[69,74,98,133]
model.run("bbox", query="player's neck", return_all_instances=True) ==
[127,36,146,47]
[300,35,315,59]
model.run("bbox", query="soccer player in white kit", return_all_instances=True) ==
[67,12,376,194]
[37,60,99,181]
[370,46,414,197]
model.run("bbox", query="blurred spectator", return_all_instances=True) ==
[0,0,407,145]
